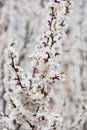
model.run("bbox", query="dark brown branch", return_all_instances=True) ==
[25,119,35,130]
[10,55,24,89]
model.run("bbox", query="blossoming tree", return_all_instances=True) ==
[0,0,47,113]
[0,0,72,130]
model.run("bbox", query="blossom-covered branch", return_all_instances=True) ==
[0,0,72,130]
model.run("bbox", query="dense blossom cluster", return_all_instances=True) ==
[0,0,72,130]
[0,0,48,119]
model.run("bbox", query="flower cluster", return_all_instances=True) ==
[0,0,72,130]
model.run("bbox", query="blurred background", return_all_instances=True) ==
[0,0,87,129]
